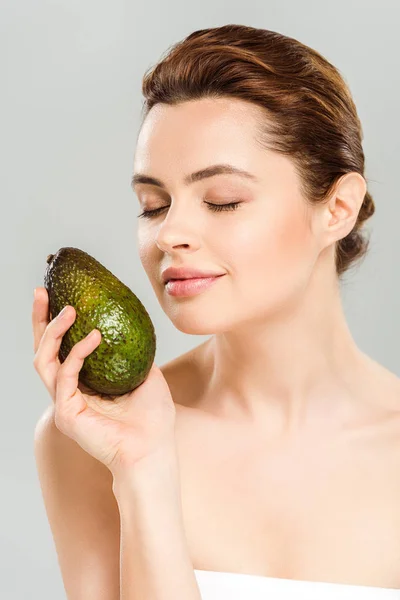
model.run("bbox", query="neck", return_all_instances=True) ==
[200,263,369,439]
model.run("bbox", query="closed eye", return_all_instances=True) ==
[137,201,243,219]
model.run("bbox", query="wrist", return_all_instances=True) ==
[111,443,180,500]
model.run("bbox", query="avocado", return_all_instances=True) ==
[44,247,156,397]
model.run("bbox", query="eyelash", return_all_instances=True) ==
[137,201,242,219]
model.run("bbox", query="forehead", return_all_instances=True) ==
[137,97,261,141]
[133,98,265,174]
[132,97,302,197]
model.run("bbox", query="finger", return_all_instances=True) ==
[32,287,50,355]
[55,328,102,424]
[33,300,77,400]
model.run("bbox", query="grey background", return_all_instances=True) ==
[2,0,399,598]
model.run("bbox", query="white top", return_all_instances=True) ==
[193,569,400,599]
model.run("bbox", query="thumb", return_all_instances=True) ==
[55,329,101,426]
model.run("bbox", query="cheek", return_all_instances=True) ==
[138,226,156,262]
[228,205,314,293]
[137,229,160,284]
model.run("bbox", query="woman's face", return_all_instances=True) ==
[133,97,323,335]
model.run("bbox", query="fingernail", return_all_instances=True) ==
[58,306,69,318]
[33,288,37,300]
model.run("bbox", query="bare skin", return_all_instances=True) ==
[131,95,400,588]
[162,345,400,589]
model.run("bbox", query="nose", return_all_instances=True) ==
[155,207,201,254]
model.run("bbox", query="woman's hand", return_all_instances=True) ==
[32,287,177,477]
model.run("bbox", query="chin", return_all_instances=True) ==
[170,317,219,336]
[165,309,233,336]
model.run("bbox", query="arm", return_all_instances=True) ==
[34,405,120,600]
[112,445,202,600]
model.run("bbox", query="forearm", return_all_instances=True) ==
[112,448,202,600]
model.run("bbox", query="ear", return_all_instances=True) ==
[316,172,367,247]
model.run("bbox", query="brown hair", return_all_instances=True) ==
[139,24,375,278]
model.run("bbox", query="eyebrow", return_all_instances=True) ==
[131,163,259,190]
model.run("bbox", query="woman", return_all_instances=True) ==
[33,24,400,599]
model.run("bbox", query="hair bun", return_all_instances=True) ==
[358,191,375,224]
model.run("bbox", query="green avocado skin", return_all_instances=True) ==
[44,247,156,396]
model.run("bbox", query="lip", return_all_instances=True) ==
[162,266,226,284]
[165,275,225,297]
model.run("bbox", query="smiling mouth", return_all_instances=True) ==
[167,275,222,283]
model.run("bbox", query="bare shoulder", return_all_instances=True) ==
[350,349,399,408]
[368,357,400,410]
[357,359,400,461]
